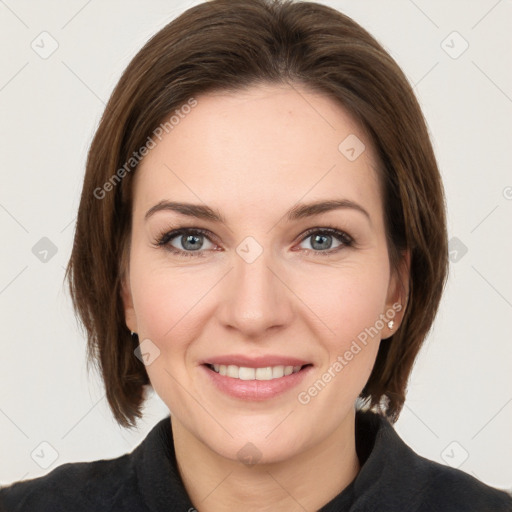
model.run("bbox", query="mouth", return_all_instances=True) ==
[201,359,313,400]
[205,363,311,380]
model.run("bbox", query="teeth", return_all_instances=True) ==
[272,365,284,378]
[255,367,272,380]
[210,364,303,380]
[239,367,255,380]
[227,365,238,378]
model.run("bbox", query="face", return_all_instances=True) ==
[122,83,408,464]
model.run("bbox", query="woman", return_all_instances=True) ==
[1,0,510,510]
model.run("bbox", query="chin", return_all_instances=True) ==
[211,433,307,467]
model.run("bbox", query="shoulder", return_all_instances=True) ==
[386,429,512,511]
[355,411,512,511]
[413,455,512,512]
[0,453,145,512]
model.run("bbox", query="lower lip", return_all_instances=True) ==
[202,364,312,401]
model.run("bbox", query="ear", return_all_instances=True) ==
[382,249,411,339]
[120,269,138,334]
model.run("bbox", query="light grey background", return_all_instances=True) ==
[1,0,511,491]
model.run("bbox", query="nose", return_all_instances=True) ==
[216,245,293,339]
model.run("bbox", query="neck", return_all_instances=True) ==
[172,410,360,512]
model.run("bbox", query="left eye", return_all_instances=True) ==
[297,228,351,253]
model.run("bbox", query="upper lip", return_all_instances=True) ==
[202,355,312,368]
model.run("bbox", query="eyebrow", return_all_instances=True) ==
[144,199,371,224]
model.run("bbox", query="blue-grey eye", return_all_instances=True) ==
[168,231,215,252]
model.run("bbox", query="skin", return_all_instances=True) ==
[122,83,409,512]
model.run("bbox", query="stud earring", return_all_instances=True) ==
[387,320,395,330]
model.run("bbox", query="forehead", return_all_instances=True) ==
[134,83,382,222]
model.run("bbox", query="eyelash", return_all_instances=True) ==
[154,225,354,259]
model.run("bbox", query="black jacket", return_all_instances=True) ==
[1,410,511,511]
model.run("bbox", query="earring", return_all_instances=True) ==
[387,320,395,330]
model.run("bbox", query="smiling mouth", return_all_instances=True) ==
[206,363,312,381]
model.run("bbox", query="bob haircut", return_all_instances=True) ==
[66,0,448,428]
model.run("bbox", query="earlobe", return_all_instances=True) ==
[383,249,411,337]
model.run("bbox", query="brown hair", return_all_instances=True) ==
[66,0,448,428]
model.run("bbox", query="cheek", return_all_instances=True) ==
[306,259,390,339]
[300,260,390,389]
[128,256,220,393]
[132,276,175,339]
[129,248,207,341]
[129,264,201,405]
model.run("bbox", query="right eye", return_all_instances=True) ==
[156,228,218,258]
